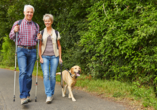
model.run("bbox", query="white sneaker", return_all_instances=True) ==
[46,96,53,104]
[21,98,28,105]
[27,96,32,102]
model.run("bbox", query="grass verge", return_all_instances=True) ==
[1,65,157,110]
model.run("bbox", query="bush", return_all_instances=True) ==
[79,0,157,83]
[1,35,15,66]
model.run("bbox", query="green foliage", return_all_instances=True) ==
[1,35,15,66]
[79,0,157,84]
[1,0,157,82]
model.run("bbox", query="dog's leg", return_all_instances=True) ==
[68,86,76,101]
[62,84,67,97]
[62,89,65,97]
[62,82,65,97]
[64,84,67,95]
[68,91,71,98]
[68,86,73,98]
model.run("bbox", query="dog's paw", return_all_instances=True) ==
[68,95,72,98]
[72,98,76,101]
[62,95,65,97]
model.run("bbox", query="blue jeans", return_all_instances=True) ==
[17,47,36,99]
[40,55,59,97]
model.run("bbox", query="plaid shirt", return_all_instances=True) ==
[9,18,39,46]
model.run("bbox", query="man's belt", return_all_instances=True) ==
[18,46,36,49]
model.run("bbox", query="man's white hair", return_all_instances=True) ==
[24,5,35,12]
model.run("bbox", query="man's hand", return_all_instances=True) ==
[14,25,19,32]
[37,33,42,40]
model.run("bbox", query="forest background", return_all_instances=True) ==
[1,0,157,109]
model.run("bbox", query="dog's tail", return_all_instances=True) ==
[56,72,61,75]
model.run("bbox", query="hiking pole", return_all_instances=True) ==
[60,63,63,88]
[13,32,18,102]
[35,39,39,102]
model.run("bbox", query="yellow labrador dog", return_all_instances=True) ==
[56,65,81,101]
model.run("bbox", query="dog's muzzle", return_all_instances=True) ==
[74,71,80,77]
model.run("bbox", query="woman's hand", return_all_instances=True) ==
[59,58,63,64]
[40,58,44,63]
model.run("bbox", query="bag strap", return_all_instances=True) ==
[41,30,44,36]
[17,20,22,25]
[55,30,58,39]
[41,30,44,42]
[33,21,38,29]
[55,30,58,49]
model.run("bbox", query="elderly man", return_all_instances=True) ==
[9,5,40,105]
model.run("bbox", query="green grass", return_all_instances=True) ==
[75,76,157,109]
[1,65,157,109]
[0,65,19,70]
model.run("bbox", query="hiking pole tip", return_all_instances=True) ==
[13,96,15,102]
[35,96,37,102]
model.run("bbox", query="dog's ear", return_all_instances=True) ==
[69,68,73,73]
[70,67,74,74]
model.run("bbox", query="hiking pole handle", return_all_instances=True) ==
[15,32,18,52]
[39,31,43,42]
[37,39,40,59]
[15,32,18,38]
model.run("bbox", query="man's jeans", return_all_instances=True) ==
[40,55,59,97]
[17,47,36,99]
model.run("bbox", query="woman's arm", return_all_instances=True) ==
[57,40,63,63]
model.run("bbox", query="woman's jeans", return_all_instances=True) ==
[17,47,36,99]
[40,55,59,97]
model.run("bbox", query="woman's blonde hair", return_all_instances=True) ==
[43,14,54,22]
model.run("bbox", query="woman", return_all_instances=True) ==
[38,14,63,103]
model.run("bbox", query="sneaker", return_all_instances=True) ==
[21,98,28,105]
[46,96,53,104]
[27,97,32,102]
